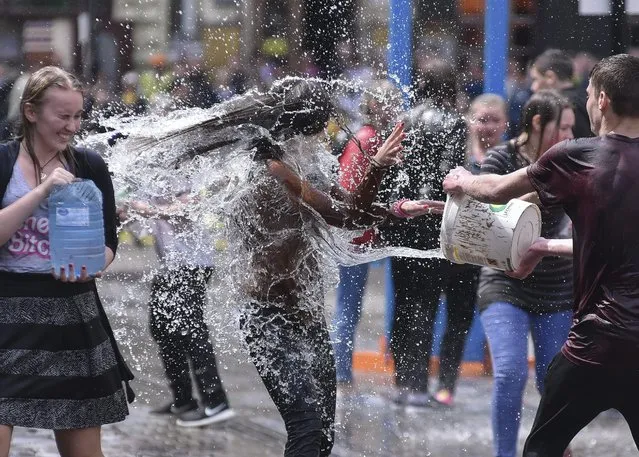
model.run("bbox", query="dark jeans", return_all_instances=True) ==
[390,257,450,392]
[149,266,227,407]
[241,304,336,457]
[438,263,478,393]
[524,352,639,456]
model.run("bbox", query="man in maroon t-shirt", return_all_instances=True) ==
[443,54,639,456]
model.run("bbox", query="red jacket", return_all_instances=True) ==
[338,124,381,245]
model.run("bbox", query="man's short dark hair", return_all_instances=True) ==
[590,54,639,117]
[414,59,457,107]
[533,49,574,82]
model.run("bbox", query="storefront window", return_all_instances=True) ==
[3,0,82,14]
[459,0,536,14]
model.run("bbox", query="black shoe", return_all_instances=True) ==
[151,399,198,415]
[176,402,236,427]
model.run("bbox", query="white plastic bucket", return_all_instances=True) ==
[440,195,541,271]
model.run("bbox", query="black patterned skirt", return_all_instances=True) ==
[0,271,132,429]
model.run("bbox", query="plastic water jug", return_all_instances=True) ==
[48,179,105,277]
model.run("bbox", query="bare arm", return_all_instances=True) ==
[443,166,535,204]
[541,238,573,257]
[124,200,187,220]
[264,123,407,228]
[518,191,541,205]
[506,237,573,279]
[266,159,390,228]
[350,122,405,208]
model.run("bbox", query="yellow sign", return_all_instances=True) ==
[203,26,241,68]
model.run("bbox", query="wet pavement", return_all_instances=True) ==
[10,244,638,456]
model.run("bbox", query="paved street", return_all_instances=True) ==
[10,245,638,456]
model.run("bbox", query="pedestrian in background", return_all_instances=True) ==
[122,190,234,427]
[331,79,401,392]
[529,49,593,139]
[433,93,509,407]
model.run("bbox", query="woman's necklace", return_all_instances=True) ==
[36,153,60,181]
[21,142,60,181]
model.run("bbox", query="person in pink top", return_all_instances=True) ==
[332,80,401,390]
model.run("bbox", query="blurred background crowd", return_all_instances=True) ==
[0,0,637,145]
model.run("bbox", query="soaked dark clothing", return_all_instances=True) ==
[528,134,639,368]
[377,103,467,393]
[477,141,573,314]
[523,352,639,457]
[240,303,335,457]
[149,267,228,408]
[379,103,467,250]
[232,161,337,456]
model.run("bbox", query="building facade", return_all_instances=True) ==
[0,0,637,81]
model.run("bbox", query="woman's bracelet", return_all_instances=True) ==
[369,156,392,170]
[390,199,412,218]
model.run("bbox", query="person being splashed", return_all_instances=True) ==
[106,78,441,456]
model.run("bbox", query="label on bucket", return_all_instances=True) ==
[451,247,504,269]
[440,195,541,271]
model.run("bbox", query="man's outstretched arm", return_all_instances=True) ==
[443,166,534,204]
[507,237,573,279]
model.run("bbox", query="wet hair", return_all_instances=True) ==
[515,89,568,158]
[468,93,507,119]
[533,49,574,82]
[19,66,83,182]
[414,59,457,107]
[590,54,639,117]
[129,78,334,167]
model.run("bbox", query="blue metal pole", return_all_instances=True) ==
[385,0,413,343]
[388,0,413,100]
[484,0,510,97]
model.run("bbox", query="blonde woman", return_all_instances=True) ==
[433,93,509,407]
[0,66,133,457]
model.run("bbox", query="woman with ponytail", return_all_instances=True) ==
[477,89,575,457]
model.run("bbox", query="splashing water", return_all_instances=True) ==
[79,76,444,349]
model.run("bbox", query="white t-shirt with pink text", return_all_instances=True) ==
[0,162,51,273]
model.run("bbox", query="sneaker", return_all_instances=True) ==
[389,388,408,407]
[176,402,236,427]
[432,389,454,407]
[405,391,433,410]
[151,399,198,415]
